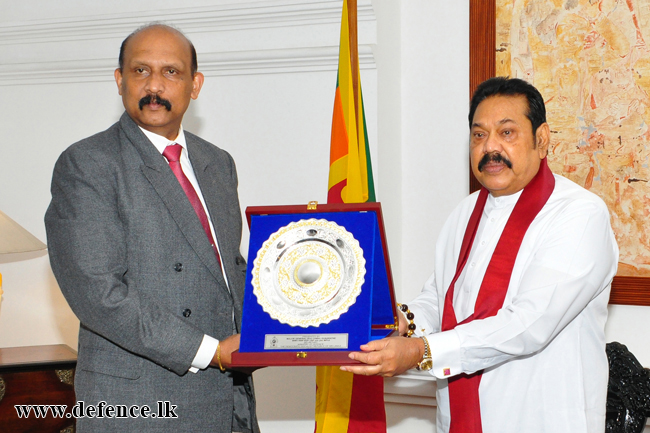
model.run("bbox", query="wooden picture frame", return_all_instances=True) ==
[468,0,650,306]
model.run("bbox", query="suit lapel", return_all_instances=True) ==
[118,113,228,290]
[186,136,236,288]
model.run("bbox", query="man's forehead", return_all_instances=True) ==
[123,26,192,60]
[472,95,528,123]
[472,117,518,129]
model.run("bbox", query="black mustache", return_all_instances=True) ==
[478,152,513,172]
[139,94,172,111]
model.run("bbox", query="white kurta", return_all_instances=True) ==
[409,175,618,433]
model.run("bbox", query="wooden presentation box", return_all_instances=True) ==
[232,202,398,367]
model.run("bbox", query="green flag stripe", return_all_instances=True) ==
[360,86,376,203]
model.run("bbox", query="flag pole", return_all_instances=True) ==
[347,0,360,136]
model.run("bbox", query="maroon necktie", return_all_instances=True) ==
[163,144,221,266]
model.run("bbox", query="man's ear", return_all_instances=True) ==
[536,122,550,158]
[114,69,123,96]
[191,72,204,100]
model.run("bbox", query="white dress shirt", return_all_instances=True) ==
[409,174,618,433]
[140,126,224,373]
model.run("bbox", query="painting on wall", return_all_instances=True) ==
[495,0,650,277]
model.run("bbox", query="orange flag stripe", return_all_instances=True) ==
[330,87,349,164]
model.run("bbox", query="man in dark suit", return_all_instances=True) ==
[45,23,259,433]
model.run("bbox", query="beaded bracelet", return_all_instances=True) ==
[397,303,417,337]
[216,343,226,372]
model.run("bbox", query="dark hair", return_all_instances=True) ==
[118,23,198,76]
[468,77,546,135]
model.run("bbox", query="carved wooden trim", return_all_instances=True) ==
[55,369,75,387]
[469,0,649,306]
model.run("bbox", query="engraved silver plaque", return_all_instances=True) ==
[252,219,365,327]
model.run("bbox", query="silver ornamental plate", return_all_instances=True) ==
[252,218,365,327]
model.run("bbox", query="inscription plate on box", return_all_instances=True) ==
[264,334,348,350]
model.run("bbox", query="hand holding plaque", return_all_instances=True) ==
[341,336,425,377]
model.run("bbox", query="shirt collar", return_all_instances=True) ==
[138,126,187,155]
[487,189,523,209]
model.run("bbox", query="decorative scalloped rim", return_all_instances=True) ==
[252,218,365,327]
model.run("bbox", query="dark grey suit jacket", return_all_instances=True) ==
[45,113,259,433]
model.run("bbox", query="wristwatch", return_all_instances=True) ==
[416,336,433,371]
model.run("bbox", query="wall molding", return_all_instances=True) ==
[0,46,375,86]
[200,45,375,76]
[0,0,377,86]
[0,0,374,46]
[384,371,437,407]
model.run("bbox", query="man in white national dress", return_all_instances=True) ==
[341,77,619,433]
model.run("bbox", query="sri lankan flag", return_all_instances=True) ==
[326,0,375,204]
[315,1,385,432]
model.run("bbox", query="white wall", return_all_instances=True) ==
[0,1,647,432]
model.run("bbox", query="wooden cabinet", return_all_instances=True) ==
[0,344,76,433]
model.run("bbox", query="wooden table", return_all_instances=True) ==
[0,344,77,432]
